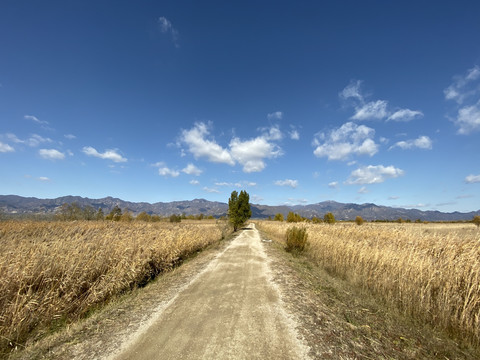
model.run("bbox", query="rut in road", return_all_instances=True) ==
[108,223,310,360]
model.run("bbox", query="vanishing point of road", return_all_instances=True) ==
[108,224,310,360]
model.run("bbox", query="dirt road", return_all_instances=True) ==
[108,224,310,360]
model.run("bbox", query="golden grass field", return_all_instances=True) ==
[256,221,480,346]
[0,220,229,354]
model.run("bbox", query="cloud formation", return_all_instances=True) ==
[25,115,48,125]
[180,122,235,165]
[444,65,480,134]
[267,111,283,120]
[274,179,298,188]
[158,166,180,177]
[158,16,179,47]
[465,174,480,184]
[180,122,283,173]
[182,163,202,176]
[39,149,65,160]
[389,135,433,150]
[346,165,404,185]
[0,141,14,153]
[313,122,378,161]
[340,81,423,122]
[82,146,127,162]
[387,109,424,122]
[351,100,389,120]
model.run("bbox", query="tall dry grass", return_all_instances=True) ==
[0,220,229,353]
[256,221,480,345]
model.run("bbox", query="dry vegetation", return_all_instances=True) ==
[256,221,480,346]
[0,220,229,355]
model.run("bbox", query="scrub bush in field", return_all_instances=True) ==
[285,226,308,252]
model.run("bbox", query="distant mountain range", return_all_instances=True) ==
[1,195,478,222]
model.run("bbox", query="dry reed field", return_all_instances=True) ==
[0,220,229,354]
[256,221,480,346]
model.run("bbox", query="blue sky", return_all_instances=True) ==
[1,1,479,212]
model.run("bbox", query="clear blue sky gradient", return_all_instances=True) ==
[1,1,479,211]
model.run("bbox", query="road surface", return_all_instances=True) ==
[109,224,310,360]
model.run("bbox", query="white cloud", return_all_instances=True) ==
[190,179,200,185]
[38,177,50,182]
[39,149,65,160]
[180,122,283,173]
[445,66,480,134]
[274,179,298,188]
[267,111,283,120]
[158,16,179,47]
[262,125,283,141]
[82,146,127,163]
[182,163,202,176]
[203,186,219,193]
[455,100,480,134]
[27,134,53,147]
[0,141,14,153]
[289,130,300,140]
[313,122,378,161]
[7,133,52,147]
[444,65,480,104]
[25,115,48,125]
[346,165,404,185]
[230,136,282,172]
[388,196,400,200]
[387,109,424,122]
[339,80,364,102]
[64,134,76,140]
[465,174,480,184]
[358,186,369,194]
[351,100,389,120]
[389,135,433,150]
[180,122,235,165]
[215,182,232,186]
[328,181,338,189]
[158,166,180,177]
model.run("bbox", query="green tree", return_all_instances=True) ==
[106,205,122,221]
[274,213,284,222]
[287,211,302,223]
[312,216,322,224]
[96,208,105,221]
[473,215,480,227]
[170,214,182,223]
[324,212,336,224]
[228,190,252,231]
[83,205,96,220]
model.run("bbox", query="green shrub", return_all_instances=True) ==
[285,226,308,253]
[355,216,364,225]
[274,213,284,221]
[169,214,182,223]
[324,212,336,224]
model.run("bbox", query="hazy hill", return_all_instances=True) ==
[0,195,478,222]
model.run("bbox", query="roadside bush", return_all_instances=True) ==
[324,212,336,224]
[355,216,364,225]
[274,213,284,221]
[285,226,308,253]
[169,214,182,223]
[473,215,480,227]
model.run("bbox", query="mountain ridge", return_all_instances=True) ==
[0,195,478,222]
